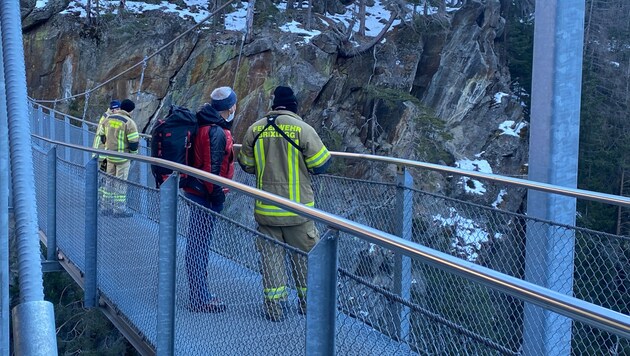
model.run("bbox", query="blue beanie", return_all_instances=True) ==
[210,87,237,112]
[109,100,121,109]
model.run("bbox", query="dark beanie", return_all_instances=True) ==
[121,99,135,113]
[272,86,298,113]
[109,100,121,109]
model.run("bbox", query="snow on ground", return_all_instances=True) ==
[57,1,461,43]
[456,159,492,195]
[492,189,507,209]
[279,20,320,44]
[433,207,499,262]
[498,120,527,137]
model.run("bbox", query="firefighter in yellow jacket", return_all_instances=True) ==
[93,100,120,171]
[98,99,139,217]
[238,86,331,321]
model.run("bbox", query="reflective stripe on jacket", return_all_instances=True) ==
[98,110,139,163]
[238,110,331,226]
[92,111,110,161]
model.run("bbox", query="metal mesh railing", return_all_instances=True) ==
[30,110,630,355]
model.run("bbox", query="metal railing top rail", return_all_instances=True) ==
[32,134,630,340]
[233,144,630,208]
[29,101,152,139]
[28,95,630,209]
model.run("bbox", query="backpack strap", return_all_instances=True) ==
[252,115,304,153]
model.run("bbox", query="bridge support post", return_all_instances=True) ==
[82,122,90,165]
[84,157,99,307]
[391,166,412,341]
[523,1,585,355]
[306,228,339,356]
[139,138,149,187]
[157,173,178,356]
[48,109,55,141]
[46,146,57,261]
[63,116,70,161]
[137,138,150,216]
[0,42,9,355]
[36,106,43,138]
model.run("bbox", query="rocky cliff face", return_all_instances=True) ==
[22,0,527,212]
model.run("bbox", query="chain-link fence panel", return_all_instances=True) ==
[313,175,399,235]
[31,110,630,354]
[335,229,516,355]
[97,179,160,346]
[407,186,630,354]
[32,145,48,235]
[174,193,308,355]
[56,158,87,271]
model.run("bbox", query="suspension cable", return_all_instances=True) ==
[81,92,90,121]
[233,31,246,89]
[136,56,148,101]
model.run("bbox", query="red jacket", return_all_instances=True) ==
[183,105,234,201]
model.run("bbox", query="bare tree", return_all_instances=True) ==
[437,0,446,16]
[305,0,313,30]
[245,0,256,43]
[338,8,398,58]
[86,0,92,23]
[210,0,226,27]
[358,0,366,36]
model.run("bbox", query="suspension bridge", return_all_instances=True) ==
[2,0,630,355]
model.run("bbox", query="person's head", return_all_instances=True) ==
[210,87,237,123]
[109,100,121,111]
[272,86,298,114]
[121,99,135,113]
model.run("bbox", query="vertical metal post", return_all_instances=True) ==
[46,146,57,261]
[139,138,148,187]
[82,122,89,164]
[523,1,585,355]
[306,228,339,355]
[2,0,57,351]
[392,166,412,341]
[0,30,10,355]
[63,116,70,161]
[37,106,43,138]
[84,157,99,308]
[137,138,149,215]
[157,173,178,356]
[48,109,55,141]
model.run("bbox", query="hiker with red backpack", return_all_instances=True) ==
[181,86,237,313]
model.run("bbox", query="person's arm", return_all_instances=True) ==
[302,126,331,175]
[126,120,140,153]
[209,126,227,195]
[210,127,227,176]
[93,115,106,148]
[237,126,256,174]
[97,116,107,145]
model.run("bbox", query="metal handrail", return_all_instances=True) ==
[27,98,630,208]
[29,101,152,139]
[29,101,97,127]
[32,134,630,340]
[233,144,630,208]
[28,96,630,209]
